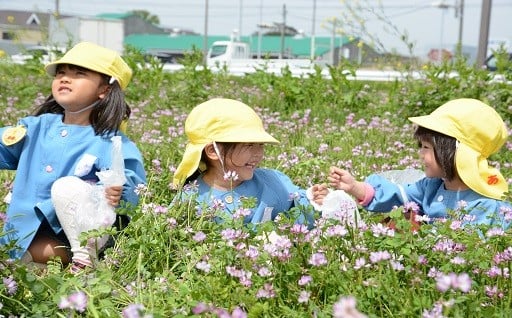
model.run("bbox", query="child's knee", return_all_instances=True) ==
[51,176,89,200]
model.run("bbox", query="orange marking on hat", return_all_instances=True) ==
[487,175,499,185]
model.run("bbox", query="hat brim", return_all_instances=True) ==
[408,115,458,138]
[45,55,90,77]
[456,143,508,200]
[215,128,279,144]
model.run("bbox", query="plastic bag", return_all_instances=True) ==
[96,136,127,187]
[93,136,126,225]
[306,187,360,225]
[375,169,425,185]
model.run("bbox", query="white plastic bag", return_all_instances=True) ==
[306,187,360,225]
[375,169,425,185]
[96,136,127,187]
[94,136,127,225]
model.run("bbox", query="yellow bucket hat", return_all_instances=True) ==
[45,42,132,90]
[173,98,279,186]
[409,98,509,200]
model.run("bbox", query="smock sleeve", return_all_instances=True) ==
[120,137,147,207]
[363,174,430,212]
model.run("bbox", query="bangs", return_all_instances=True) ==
[55,63,89,72]
[413,126,435,144]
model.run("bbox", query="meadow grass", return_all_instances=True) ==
[0,53,511,317]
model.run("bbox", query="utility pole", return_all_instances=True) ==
[457,0,464,48]
[324,18,340,65]
[203,0,209,64]
[55,0,60,16]
[280,4,287,58]
[476,0,492,67]
[310,0,316,60]
[238,0,243,41]
[257,0,263,59]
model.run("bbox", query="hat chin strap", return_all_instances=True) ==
[66,100,100,114]
[212,141,227,175]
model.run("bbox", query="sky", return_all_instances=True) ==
[1,0,511,57]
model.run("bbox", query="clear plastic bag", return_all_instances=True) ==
[96,136,127,187]
[94,136,127,225]
[375,169,425,184]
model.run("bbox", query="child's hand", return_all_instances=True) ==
[328,167,366,201]
[310,183,329,205]
[105,185,122,206]
[328,167,356,192]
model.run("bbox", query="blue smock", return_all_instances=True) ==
[0,114,146,259]
[179,168,314,226]
[364,174,511,228]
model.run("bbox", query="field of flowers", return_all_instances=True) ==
[0,51,511,317]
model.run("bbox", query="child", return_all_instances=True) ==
[0,42,147,271]
[328,98,511,227]
[172,98,358,226]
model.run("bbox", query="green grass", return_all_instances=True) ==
[0,51,511,317]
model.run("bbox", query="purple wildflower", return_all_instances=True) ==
[354,257,367,270]
[486,227,505,238]
[192,231,206,242]
[309,252,328,266]
[333,295,367,318]
[435,273,472,293]
[233,207,251,219]
[404,201,420,213]
[369,251,391,263]
[223,170,239,181]
[298,275,312,286]
[298,290,311,303]
[196,261,211,273]
[192,302,210,314]
[450,256,466,265]
[58,290,88,313]
[231,307,247,318]
[257,266,272,277]
[2,276,17,296]
[133,183,148,196]
[256,283,276,299]
[122,303,146,318]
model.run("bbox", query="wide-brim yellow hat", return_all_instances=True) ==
[409,98,509,200]
[45,42,132,90]
[173,98,279,186]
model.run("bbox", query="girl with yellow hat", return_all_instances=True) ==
[0,42,147,272]
[173,98,359,226]
[328,98,511,228]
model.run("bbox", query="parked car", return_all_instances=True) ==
[484,52,512,72]
[10,45,66,65]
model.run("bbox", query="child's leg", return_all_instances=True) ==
[27,233,71,264]
[51,176,116,269]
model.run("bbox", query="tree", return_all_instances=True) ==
[130,10,160,25]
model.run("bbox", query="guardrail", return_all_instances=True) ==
[161,62,510,84]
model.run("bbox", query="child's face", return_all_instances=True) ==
[224,143,265,181]
[52,64,108,113]
[418,140,443,178]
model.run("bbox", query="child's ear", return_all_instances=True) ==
[204,144,219,160]
[98,84,111,99]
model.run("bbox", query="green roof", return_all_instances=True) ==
[96,13,133,20]
[124,34,351,57]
